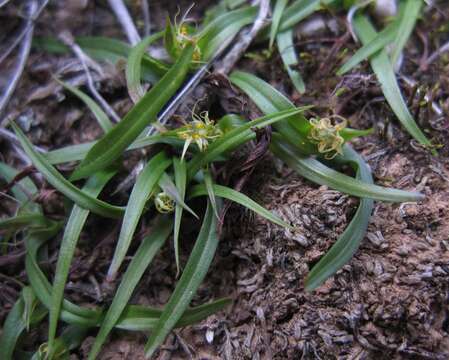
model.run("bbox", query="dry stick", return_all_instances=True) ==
[0,0,49,66]
[107,0,141,46]
[424,41,449,68]
[215,0,270,74]
[142,0,151,37]
[0,128,46,153]
[0,0,38,124]
[59,31,121,123]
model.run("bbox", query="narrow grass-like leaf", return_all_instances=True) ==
[144,203,217,358]
[48,169,115,352]
[197,6,258,60]
[270,0,289,49]
[305,145,374,290]
[337,20,399,75]
[55,79,113,132]
[107,152,171,279]
[117,298,231,331]
[25,225,102,327]
[277,29,306,94]
[390,0,422,66]
[44,133,184,165]
[230,71,316,154]
[173,158,187,275]
[271,135,424,202]
[187,107,310,178]
[126,33,163,103]
[189,184,292,229]
[23,222,228,332]
[33,36,168,83]
[203,169,219,219]
[353,15,434,153]
[0,162,41,214]
[38,325,88,360]
[70,44,194,180]
[0,214,50,230]
[88,216,173,360]
[230,70,423,200]
[12,123,124,218]
[0,287,47,360]
[158,172,198,219]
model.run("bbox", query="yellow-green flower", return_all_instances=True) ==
[308,116,347,159]
[177,111,222,160]
[154,192,175,214]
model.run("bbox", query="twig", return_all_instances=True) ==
[142,0,151,37]
[423,41,449,69]
[0,0,49,67]
[0,0,38,124]
[59,31,121,123]
[215,0,270,74]
[0,127,46,152]
[107,0,141,45]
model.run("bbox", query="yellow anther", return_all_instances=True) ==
[308,115,347,159]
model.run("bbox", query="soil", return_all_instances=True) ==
[1,1,449,359]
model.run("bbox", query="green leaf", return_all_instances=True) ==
[44,133,184,165]
[197,6,258,60]
[229,70,423,200]
[0,287,47,360]
[0,162,40,213]
[270,0,289,49]
[189,184,292,229]
[158,172,198,219]
[390,0,423,65]
[23,224,228,333]
[25,225,102,327]
[163,17,179,60]
[173,158,187,275]
[353,14,434,154]
[270,135,424,202]
[187,107,310,178]
[275,0,334,33]
[70,44,194,180]
[0,214,50,231]
[48,169,115,352]
[203,169,219,219]
[337,19,399,75]
[12,122,124,219]
[37,325,88,360]
[229,70,315,154]
[126,33,163,103]
[88,216,173,360]
[117,298,231,331]
[55,79,113,132]
[144,203,218,358]
[277,29,305,94]
[33,36,168,83]
[107,152,171,279]
[305,145,374,290]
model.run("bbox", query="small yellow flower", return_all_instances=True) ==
[173,8,202,62]
[308,115,347,159]
[154,192,175,213]
[177,110,222,160]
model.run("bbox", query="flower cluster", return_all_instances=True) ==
[308,116,347,159]
[177,110,222,159]
[154,192,175,214]
[176,24,202,62]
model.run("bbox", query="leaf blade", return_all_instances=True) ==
[71,44,194,180]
